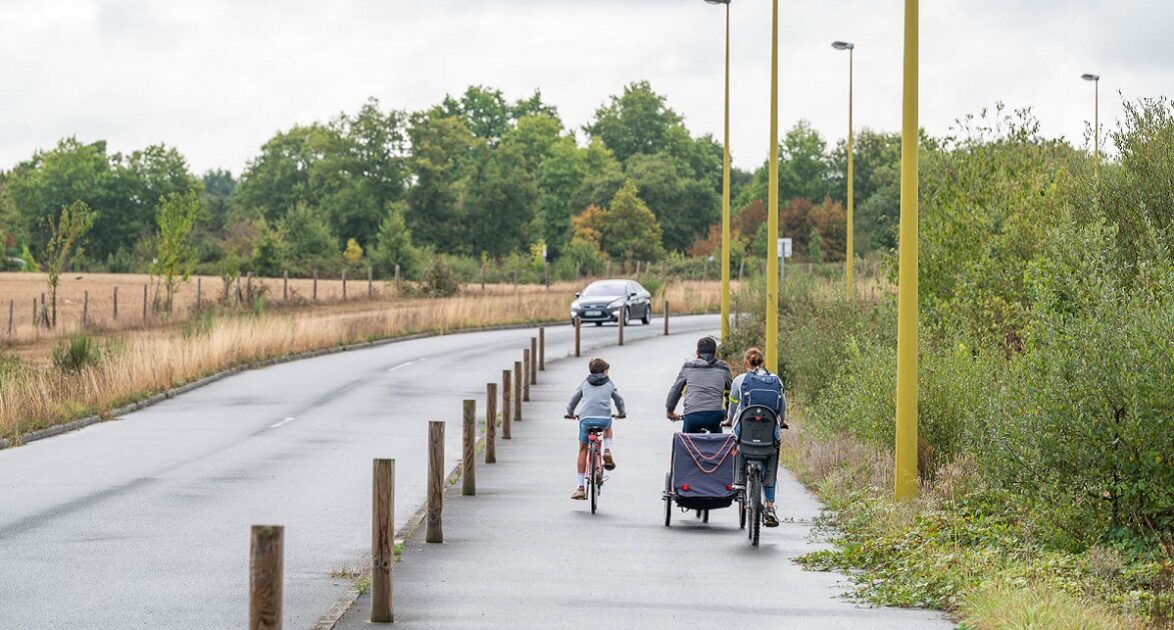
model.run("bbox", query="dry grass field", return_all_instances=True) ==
[0,274,729,441]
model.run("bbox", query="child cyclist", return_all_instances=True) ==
[564,358,626,500]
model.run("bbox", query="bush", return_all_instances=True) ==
[52,334,102,372]
[416,257,461,297]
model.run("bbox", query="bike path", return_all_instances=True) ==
[335,330,953,629]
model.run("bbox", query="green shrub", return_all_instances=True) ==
[417,257,461,297]
[52,334,102,372]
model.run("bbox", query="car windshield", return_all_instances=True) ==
[581,281,627,297]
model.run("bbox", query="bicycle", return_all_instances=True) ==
[566,414,622,514]
[734,407,780,547]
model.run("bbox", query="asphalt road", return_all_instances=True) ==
[0,314,713,630]
[336,328,953,629]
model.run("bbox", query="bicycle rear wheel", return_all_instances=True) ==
[663,473,672,527]
[748,469,761,546]
[589,445,599,514]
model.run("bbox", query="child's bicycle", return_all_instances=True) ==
[567,414,622,514]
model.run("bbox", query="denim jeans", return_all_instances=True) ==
[682,410,725,434]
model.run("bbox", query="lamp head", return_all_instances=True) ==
[831,41,855,51]
[1081,73,1100,82]
[704,0,731,4]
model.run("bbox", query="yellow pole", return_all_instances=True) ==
[894,0,919,500]
[846,47,855,293]
[765,0,780,374]
[720,1,732,342]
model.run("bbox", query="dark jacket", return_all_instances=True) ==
[665,354,732,415]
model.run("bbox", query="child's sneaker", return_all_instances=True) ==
[571,487,586,500]
[603,450,616,470]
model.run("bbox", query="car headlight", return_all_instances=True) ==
[608,298,624,309]
[571,300,581,310]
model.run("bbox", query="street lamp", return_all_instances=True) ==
[704,0,732,343]
[765,0,780,373]
[832,40,855,293]
[1082,73,1100,180]
[894,0,919,500]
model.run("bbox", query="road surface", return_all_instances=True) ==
[0,315,710,629]
[335,326,953,629]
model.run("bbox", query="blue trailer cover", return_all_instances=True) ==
[672,432,737,499]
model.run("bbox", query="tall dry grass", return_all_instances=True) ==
[1,280,724,441]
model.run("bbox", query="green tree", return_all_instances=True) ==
[150,191,203,311]
[536,137,588,257]
[626,151,719,252]
[250,218,289,277]
[439,85,512,144]
[585,81,684,164]
[41,200,96,328]
[406,111,477,250]
[280,202,338,274]
[464,143,540,257]
[600,180,664,262]
[369,202,419,277]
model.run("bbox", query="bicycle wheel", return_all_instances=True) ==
[663,473,672,527]
[589,445,599,514]
[748,469,761,546]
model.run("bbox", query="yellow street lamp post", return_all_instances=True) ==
[704,0,733,342]
[1082,73,1101,182]
[765,0,780,373]
[832,40,855,293]
[894,0,919,500]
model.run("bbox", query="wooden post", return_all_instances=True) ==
[618,309,625,346]
[248,525,283,630]
[703,257,710,281]
[606,260,611,277]
[167,284,173,314]
[113,286,119,320]
[236,276,242,304]
[635,260,641,276]
[7,300,13,336]
[479,261,486,292]
[738,258,745,281]
[539,327,546,371]
[142,284,148,322]
[342,268,347,301]
[196,277,202,309]
[426,421,445,543]
[529,338,538,384]
[283,271,288,302]
[394,265,401,295]
[462,400,476,496]
[522,349,531,402]
[513,361,522,423]
[371,458,395,623]
[664,300,670,336]
[501,370,512,440]
[31,298,36,327]
[82,290,88,326]
[485,383,497,463]
[313,269,318,301]
[574,317,581,357]
[246,272,253,303]
[368,266,373,298]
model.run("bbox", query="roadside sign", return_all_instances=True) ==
[777,238,792,258]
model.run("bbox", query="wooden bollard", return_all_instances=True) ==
[142,284,148,322]
[113,286,118,320]
[522,350,531,402]
[371,458,395,623]
[539,327,546,371]
[426,421,444,543]
[82,291,88,326]
[282,270,288,301]
[664,300,670,336]
[501,370,512,440]
[248,525,284,630]
[574,317,581,358]
[513,361,522,423]
[313,269,318,301]
[485,383,497,463]
[529,338,538,384]
[462,400,476,496]
[618,310,625,346]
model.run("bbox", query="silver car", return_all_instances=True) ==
[570,279,653,326]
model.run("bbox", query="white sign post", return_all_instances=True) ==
[777,238,793,282]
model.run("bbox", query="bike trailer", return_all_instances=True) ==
[668,432,737,510]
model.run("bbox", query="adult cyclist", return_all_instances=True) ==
[665,336,732,433]
[725,347,785,527]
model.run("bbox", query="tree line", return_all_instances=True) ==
[0,81,903,281]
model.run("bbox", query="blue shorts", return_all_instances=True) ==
[578,417,612,444]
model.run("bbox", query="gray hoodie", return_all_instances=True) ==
[567,374,626,419]
[665,354,733,415]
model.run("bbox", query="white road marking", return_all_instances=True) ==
[269,417,296,429]
[387,361,415,373]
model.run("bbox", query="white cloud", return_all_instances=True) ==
[0,0,1169,175]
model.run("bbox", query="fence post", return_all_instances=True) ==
[246,272,253,303]
[82,290,88,326]
[539,327,546,371]
[167,284,173,314]
[606,260,611,277]
[371,458,395,623]
[313,269,318,301]
[574,317,581,357]
[394,265,401,295]
[113,286,119,320]
[479,261,486,292]
[513,361,522,423]
[283,271,288,302]
[248,525,283,630]
[501,370,512,440]
[485,383,497,463]
[7,300,13,336]
[142,284,148,322]
[368,266,373,298]
[462,400,476,496]
[738,258,745,281]
[530,338,538,384]
[31,298,35,327]
[618,310,625,346]
[342,268,347,301]
[236,276,242,304]
[664,300,670,336]
[426,421,445,544]
[522,349,531,402]
[196,277,202,309]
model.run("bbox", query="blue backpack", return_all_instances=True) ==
[737,370,784,419]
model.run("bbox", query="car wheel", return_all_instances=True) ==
[641,305,651,325]
[594,321,603,327]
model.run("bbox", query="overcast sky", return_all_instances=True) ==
[1,0,1170,175]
